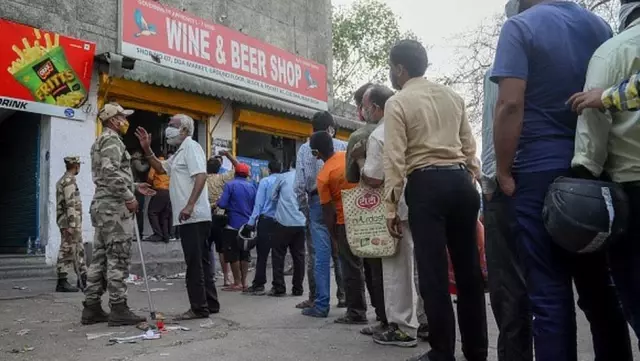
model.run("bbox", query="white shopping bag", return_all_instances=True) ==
[341,184,397,258]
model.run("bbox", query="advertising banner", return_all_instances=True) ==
[0,20,96,121]
[236,156,270,185]
[119,0,328,110]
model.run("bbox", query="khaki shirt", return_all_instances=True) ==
[56,172,82,229]
[383,77,479,218]
[573,18,640,183]
[90,127,135,204]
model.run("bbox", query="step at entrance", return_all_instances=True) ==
[0,255,55,280]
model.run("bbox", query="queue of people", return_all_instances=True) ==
[53,1,640,360]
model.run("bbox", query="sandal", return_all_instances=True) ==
[334,314,368,325]
[222,285,243,292]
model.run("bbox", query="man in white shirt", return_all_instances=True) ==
[135,114,219,320]
[353,84,424,347]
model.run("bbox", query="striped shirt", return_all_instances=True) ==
[602,71,640,112]
[294,138,347,204]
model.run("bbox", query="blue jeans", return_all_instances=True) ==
[308,195,332,313]
[514,170,631,361]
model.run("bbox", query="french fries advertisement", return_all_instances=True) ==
[0,20,96,120]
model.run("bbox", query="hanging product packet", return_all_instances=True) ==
[342,184,397,258]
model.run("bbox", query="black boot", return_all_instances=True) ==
[81,301,109,325]
[56,278,79,293]
[108,302,146,326]
[77,273,87,291]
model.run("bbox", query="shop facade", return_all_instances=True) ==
[1,0,362,266]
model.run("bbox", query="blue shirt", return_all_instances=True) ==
[217,176,257,229]
[481,68,499,194]
[294,138,348,202]
[273,170,306,227]
[247,174,279,226]
[491,1,611,172]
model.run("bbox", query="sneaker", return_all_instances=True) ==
[334,314,368,325]
[243,285,266,296]
[301,307,328,318]
[373,325,418,348]
[417,323,429,341]
[268,289,287,297]
[360,322,389,336]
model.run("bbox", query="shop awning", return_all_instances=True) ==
[102,53,364,130]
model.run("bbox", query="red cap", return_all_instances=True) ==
[235,163,250,176]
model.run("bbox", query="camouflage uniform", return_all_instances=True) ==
[85,127,136,306]
[55,159,87,279]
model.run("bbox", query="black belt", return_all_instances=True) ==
[415,164,466,172]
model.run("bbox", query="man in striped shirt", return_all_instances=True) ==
[295,111,347,316]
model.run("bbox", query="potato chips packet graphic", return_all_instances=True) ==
[7,29,87,108]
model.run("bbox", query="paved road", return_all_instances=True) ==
[0,272,637,361]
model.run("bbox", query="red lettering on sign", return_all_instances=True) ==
[356,192,380,210]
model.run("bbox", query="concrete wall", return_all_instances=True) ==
[43,73,100,265]
[2,0,333,88]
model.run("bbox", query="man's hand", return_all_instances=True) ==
[386,216,402,239]
[179,203,195,222]
[136,183,157,196]
[134,127,152,152]
[218,149,230,158]
[567,88,605,115]
[497,171,515,197]
[125,198,139,213]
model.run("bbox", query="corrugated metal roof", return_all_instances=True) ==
[104,53,363,130]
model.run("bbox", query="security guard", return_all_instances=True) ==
[81,102,155,326]
[55,156,87,292]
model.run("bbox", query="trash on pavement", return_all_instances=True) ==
[166,272,185,279]
[139,288,168,292]
[165,283,174,286]
[86,332,124,340]
[108,330,160,345]
[165,325,190,331]
[199,319,215,329]
[12,286,28,290]
[125,274,143,285]
[10,346,34,353]
[16,329,30,336]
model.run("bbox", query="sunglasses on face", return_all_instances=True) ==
[311,149,319,158]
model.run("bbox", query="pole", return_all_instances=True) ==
[133,215,156,320]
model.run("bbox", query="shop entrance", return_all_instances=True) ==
[0,110,41,254]
[236,129,297,171]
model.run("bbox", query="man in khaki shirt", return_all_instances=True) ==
[382,39,487,361]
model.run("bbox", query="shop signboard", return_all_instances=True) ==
[236,156,270,185]
[0,20,96,121]
[119,0,328,111]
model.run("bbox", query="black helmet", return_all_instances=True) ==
[542,177,629,253]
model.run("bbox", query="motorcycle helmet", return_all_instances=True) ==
[542,177,629,253]
[238,224,258,252]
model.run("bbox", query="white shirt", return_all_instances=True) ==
[363,123,409,221]
[163,137,212,225]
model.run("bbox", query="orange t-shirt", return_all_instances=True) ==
[148,157,170,190]
[316,152,357,225]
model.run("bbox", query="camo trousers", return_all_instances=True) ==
[56,228,87,279]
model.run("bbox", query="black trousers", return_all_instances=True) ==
[180,221,219,315]
[148,190,172,240]
[336,224,367,319]
[272,223,306,294]
[407,168,487,361]
[484,188,532,361]
[252,216,277,288]
[364,258,386,322]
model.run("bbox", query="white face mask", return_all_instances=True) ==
[505,0,520,18]
[326,126,336,137]
[165,127,181,145]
